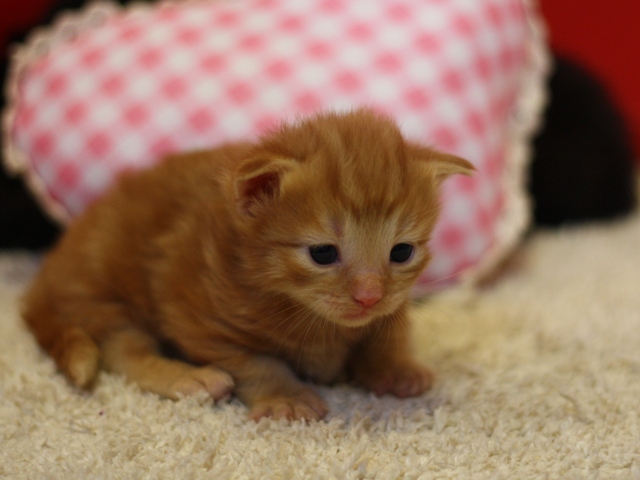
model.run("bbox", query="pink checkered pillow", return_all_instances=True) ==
[3,0,548,293]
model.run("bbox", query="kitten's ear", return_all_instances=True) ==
[430,152,475,181]
[410,144,475,183]
[234,156,296,216]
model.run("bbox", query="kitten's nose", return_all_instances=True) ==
[352,273,384,309]
[354,294,382,309]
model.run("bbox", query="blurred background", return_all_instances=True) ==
[1,0,638,249]
[539,0,639,160]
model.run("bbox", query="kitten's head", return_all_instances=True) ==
[233,109,473,327]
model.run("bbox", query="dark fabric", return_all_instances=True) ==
[529,56,637,226]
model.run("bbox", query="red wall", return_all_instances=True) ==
[0,0,53,50]
[540,0,640,161]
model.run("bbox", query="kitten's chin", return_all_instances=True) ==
[332,318,374,328]
[327,310,379,328]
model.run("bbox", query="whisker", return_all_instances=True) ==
[267,306,302,334]
[251,300,301,328]
[384,314,395,353]
[296,312,321,373]
[391,310,404,353]
[274,306,316,356]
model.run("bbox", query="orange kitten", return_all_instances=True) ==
[22,109,473,421]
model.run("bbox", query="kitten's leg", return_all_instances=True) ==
[214,353,328,421]
[348,310,433,398]
[101,329,234,400]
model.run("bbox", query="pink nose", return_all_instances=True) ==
[353,292,382,309]
[352,273,384,309]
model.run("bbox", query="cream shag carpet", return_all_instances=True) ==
[2,209,640,479]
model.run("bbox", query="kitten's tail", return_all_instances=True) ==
[49,327,101,388]
[22,295,101,388]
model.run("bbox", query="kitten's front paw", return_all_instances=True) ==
[169,366,235,401]
[249,390,328,422]
[362,363,434,398]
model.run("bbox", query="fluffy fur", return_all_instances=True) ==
[22,109,473,421]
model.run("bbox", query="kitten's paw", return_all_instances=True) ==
[249,390,328,422]
[169,366,235,401]
[365,363,434,398]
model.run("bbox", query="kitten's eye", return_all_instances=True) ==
[390,243,414,263]
[309,245,339,265]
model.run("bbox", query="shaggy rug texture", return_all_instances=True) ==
[1,208,640,479]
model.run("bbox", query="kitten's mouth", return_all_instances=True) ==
[322,300,385,326]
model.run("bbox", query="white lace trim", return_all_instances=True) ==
[460,0,551,288]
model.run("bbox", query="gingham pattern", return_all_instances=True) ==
[7,0,531,289]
